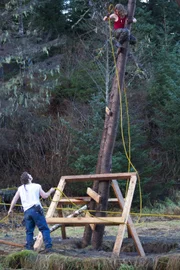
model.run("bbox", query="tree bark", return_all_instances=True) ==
[91,51,128,248]
[88,0,136,249]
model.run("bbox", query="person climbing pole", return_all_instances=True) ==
[103,3,137,52]
[8,171,55,253]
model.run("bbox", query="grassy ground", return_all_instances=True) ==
[0,197,180,270]
[0,210,180,269]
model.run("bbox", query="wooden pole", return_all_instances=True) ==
[0,239,24,248]
[89,0,137,250]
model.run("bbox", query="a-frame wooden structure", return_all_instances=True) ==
[34,172,145,257]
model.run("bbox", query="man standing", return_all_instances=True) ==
[8,172,55,252]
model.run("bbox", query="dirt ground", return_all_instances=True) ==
[0,212,180,269]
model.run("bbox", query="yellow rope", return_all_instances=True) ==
[0,215,9,223]
[108,4,114,13]
[1,199,180,224]
[107,11,143,220]
[52,187,79,209]
[124,88,131,196]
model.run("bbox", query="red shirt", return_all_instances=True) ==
[114,15,127,30]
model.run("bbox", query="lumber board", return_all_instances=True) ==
[112,176,137,256]
[112,179,145,257]
[58,197,118,204]
[46,216,125,225]
[46,177,66,218]
[34,178,66,251]
[112,223,127,255]
[121,175,136,222]
[61,173,136,182]
[86,187,101,203]
[85,211,96,231]
[58,205,66,239]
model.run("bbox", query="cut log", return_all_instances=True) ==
[49,205,87,233]
[0,239,24,248]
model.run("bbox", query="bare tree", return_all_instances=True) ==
[82,0,137,249]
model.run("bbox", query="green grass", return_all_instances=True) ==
[2,252,138,270]
[118,265,136,270]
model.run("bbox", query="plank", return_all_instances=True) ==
[58,197,118,204]
[85,211,96,231]
[57,205,66,239]
[34,177,66,251]
[112,179,145,257]
[86,187,101,203]
[112,224,126,256]
[112,176,137,256]
[61,173,136,182]
[121,175,136,222]
[46,177,66,218]
[46,216,125,225]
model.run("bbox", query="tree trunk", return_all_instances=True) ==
[82,0,137,249]
[91,51,128,248]
[81,180,99,248]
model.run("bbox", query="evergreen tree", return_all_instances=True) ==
[32,0,66,39]
[65,0,91,32]
[145,40,180,198]
[143,0,180,45]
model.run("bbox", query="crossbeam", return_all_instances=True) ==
[46,216,125,225]
[60,172,136,182]
[58,197,118,204]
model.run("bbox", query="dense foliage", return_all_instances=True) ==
[0,0,179,205]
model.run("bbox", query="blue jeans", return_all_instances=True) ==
[24,205,52,250]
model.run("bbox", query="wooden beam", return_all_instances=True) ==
[113,176,137,256]
[57,204,66,239]
[121,176,136,222]
[86,187,101,203]
[0,239,24,248]
[61,173,136,182]
[85,210,96,231]
[46,216,125,225]
[58,197,119,204]
[112,179,145,257]
[34,177,66,251]
[46,177,66,218]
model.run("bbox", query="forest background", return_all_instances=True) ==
[0,0,179,208]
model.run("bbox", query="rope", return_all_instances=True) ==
[1,199,180,225]
[0,215,9,223]
[53,187,79,209]
[107,8,143,220]
[1,204,180,224]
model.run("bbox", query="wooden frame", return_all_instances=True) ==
[34,173,145,257]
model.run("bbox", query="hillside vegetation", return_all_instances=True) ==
[0,0,180,206]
